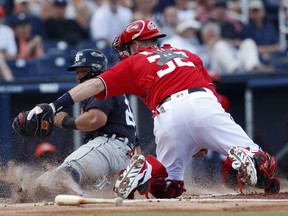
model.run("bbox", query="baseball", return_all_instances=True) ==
[115,197,123,206]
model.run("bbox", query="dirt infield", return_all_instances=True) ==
[0,192,288,216]
[0,163,287,216]
[1,179,288,216]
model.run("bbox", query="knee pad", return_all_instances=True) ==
[149,178,186,198]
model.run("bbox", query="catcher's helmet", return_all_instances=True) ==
[67,49,108,82]
[120,20,166,45]
[113,20,166,60]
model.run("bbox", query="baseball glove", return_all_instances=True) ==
[12,104,54,137]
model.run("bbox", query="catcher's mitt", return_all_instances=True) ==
[12,104,54,137]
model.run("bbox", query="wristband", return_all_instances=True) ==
[62,116,77,130]
[53,92,74,112]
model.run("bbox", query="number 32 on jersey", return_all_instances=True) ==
[143,50,195,78]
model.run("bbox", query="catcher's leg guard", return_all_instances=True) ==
[253,151,280,194]
[228,147,280,194]
[221,157,238,188]
[149,179,186,198]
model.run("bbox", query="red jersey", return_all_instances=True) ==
[98,44,216,111]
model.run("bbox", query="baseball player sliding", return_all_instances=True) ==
[13,49,140,194]
[18,20,279,199]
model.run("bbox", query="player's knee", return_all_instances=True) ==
[149,178,186,198]
[58,165,81,183]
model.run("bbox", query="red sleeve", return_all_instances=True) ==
[96,59,144,99]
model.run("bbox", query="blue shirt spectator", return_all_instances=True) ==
[241,0,281,65]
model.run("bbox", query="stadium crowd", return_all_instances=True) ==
[0,0,286,81]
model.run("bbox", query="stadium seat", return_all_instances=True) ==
[270,51,288,71]
[43,40,73,56]
[34,53,73,76]
[6,58,37,78]
[76,39,118,67]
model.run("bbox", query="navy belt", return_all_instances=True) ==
[158,88,206,107]
[101,134,135,150]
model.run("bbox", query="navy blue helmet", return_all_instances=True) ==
[68,49,108,82]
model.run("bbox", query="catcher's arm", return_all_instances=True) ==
[27,78,105,120]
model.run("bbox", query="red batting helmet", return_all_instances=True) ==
[35,142,56,159]
[0,5,5,17]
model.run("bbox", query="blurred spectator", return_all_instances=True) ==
[194,0,214,22]
[11,13,44,60]
[90,0,132,46]
[0,5,17,59]
[200,22,270,75]
[65,0,92,30]
[5,0,47,38]
[227,0,243,24]
[132,0,161,25]
[174,0,196,21]
[154,0,174,14]
[43,0,89,46]
[161,19,201,54]
[0,52,14,82]
[263,0,280,29]
[208,0,242,47]
[0,5,16,81]
[159,6,178,41]
[241,0,281,65]
[119,0,134,9]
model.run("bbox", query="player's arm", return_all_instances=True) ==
[26,78,105,120]
[54,109,107,132]
[69,78,105,105]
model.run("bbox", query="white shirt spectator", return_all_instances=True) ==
[161,19,200,54]
[0,24,17,58]
[201,22,262,74]
[90,1,132,44]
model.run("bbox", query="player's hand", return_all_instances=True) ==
[192,149,208,158]
[54,112,69,128]
[27,103,56,120]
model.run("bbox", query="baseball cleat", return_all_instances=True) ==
[114,155,147,199]
[228,147,257,187]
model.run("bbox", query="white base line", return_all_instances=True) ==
[124,198,288,203]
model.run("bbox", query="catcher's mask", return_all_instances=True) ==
[67,49,108,83]
[113,19,166,60]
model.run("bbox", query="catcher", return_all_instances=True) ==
[12,49,140,194]
[18,20,280,199]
